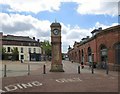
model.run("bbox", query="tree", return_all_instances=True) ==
[41,40,52,60]
[2,47,6,60]
[11,47,19,60]
[2,47,6,54]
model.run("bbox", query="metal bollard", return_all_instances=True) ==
[92,62,94,74]
[4,64,7,77]
[43,65,46,74]
[106,64,109,75]
[78,65,80,74]
[28,64,30,75]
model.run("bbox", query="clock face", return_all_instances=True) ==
[53,29,59,35]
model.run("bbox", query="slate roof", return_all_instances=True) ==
[2,35,37,42]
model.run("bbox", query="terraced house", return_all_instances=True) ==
[1,32,42,61]
[67,25,120,71]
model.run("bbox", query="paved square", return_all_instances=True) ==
[0,60,119,93]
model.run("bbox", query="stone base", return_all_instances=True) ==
[50,64,64,72]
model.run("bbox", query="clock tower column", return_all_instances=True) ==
[50,21,64,72]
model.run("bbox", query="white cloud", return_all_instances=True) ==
[95,22,118,29]
[1,0,119,16]
[1,0,61,14]
[76,0,119,16]
[0,13,51,41]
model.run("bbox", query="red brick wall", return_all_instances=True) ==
[68,25,120,69]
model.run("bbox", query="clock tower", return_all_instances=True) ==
[50,21,64,72]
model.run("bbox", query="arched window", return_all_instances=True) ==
[81,49,84,63]
[115,43,120,65]
[78,50,81,63]
[88,47,92,63]
[75,51,77,61]
[100,45,107,58]
[100,44,108,69]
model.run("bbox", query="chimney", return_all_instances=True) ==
[98,27,102,31]
[0,32,3,36]
[86,36,89,39]
[37,39,40,42]
[0,32,3,39]
[33,37,35,40]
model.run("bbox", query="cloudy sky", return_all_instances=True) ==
[0,0,119,53]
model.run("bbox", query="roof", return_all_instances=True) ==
[50,22,61,27]
[2,35,37,42]
[91,29,99,34]
[77,25,120,47]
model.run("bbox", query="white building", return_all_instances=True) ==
[1,33,42,61]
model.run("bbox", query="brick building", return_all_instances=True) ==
[1,32,43,61]
[67,25,120,70]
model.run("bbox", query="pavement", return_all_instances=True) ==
[0,60,119,93]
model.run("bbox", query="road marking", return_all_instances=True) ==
[56,77,82,83]
[3,81,42,92]
[0,89,5,93]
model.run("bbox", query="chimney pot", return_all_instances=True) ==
[37,39,40,42]
[33,37,35,40]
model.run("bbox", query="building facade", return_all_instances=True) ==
[1,33,42,61]
[68,25,120,70]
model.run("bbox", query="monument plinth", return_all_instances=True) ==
[50,22,64,72]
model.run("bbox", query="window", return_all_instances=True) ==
[29,43,31,46]
[8,47,10,52]
[28,48,31,53]
[34,48,36,53]
[21,47,23,53]
[21,43,23,46]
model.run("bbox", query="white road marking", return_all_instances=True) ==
[56,77,82,83]
[3,81,42,92]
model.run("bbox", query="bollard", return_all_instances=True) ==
[78,65,80,74]
[92,62,94,74]
[71,60,73,63]
[106,64,109,75]
[4,64,7,77]
[43,65,46,74]
[28,64,30,75]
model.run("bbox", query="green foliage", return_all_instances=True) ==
[2,47,6,54]
[11,47,19,60]
[41,40,52,57]
[11,47,19,55]
[62,53,65,60]
[2,47,19,60]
